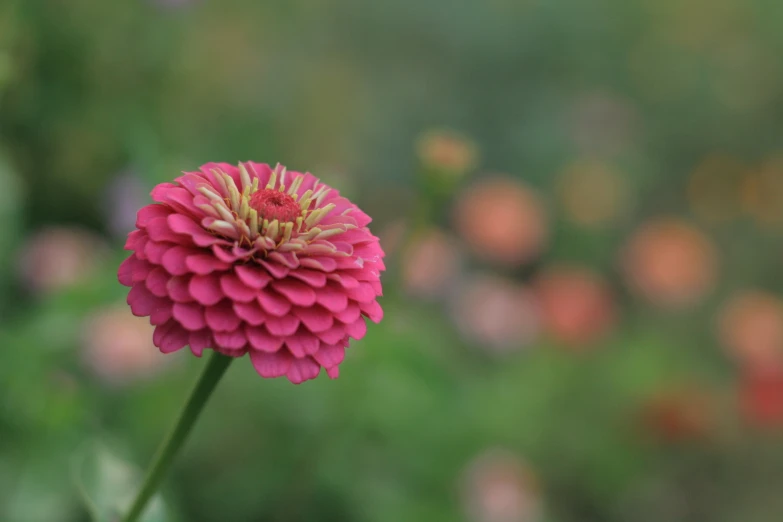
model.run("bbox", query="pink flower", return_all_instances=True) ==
[118,162,384,384]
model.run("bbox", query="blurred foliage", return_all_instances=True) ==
[3,0,783,521]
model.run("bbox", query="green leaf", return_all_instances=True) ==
[74,442,171,522]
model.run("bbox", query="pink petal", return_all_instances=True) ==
[299,256,337,272]
[144,240,172,265]
[235,264,272,289]
[131,260,156,284]
[153,320,189,354]
[118,256,137,286]
[265,315,301,336]
[272,279,317,307]
[150,304,173,326]
[360,300,384,323]
[259,259,289,279]
[167,214,227,247]
[189,274,224,306]
[246,325,284,353]
[290,269,328,288]
[313,344,346,368]
[128,284,161,317]
[172,302,206,331]
[162,246,197,276]
[188,329,212,357]
[220,273,258,302]
[124,229,145,251]
[257,288,292,317]
[212,330,248,352]
[345,317,368,340]
[286,357,321,384]
[315,285,349,312]
[145,267,170,298]
[345,282,377,303]
[136,204,171,228]
[335,302,362,324]
[326,366,340,379]
[150,182,179,203]
[146,217,183,243]
[316,323,348,345]
[186,254,230,275]
[166,275,193,303]
[327,273,360,289]
[250,350,292,378]
[233,300,266,326]
[212,244,245,263]
[285,331,321,358]
[292,306,334,333]
[205,301,242,332]
[267,251,301,269]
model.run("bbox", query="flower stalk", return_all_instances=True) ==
[122,351,234,522]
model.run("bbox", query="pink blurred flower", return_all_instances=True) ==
[119,162,384,384]
[621,218,717,308]
[451,275,540,353]
[534,265,616,348]
[402,228,461,299]
[17,227,108,295]
[454,177,548,266]
[82,305,174,385]
[718,290,783,370]
[461,449,542,522]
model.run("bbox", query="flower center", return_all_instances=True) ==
[248,189,300,223]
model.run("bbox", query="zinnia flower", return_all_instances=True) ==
[118,162,384,383]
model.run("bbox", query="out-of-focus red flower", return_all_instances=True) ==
[454,177,548,266]
[534,265,616,348]
[640,387,714,443]
[17,227,108,295]
[416,129,478,176]
[402,228,461,299]
[739,366,783,430]
[119,162,384,384]
[717,290,783,370]
[621,218,717,308]
[558,159,630,229]
[82,305,174,386]
[451,275,540,353]
[461,449,542,522]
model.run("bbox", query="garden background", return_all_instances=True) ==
[3,1,783,521]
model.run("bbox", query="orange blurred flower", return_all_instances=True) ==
[402,228,462,299]
[534,265,616,347]
[558,159,630,229]
[718,291,783,370]
[82,305,174,386]
[17,227,108,295]
[452,275,540,353]
[461,449,542,522]
[621,218,718,308]
[417,129,478,176]
[454,177,548,266]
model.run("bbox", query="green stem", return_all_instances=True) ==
[122,351,234,522]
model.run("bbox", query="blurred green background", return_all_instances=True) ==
[3,0,783,521]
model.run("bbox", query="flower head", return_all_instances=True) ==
[118,162,384,383]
